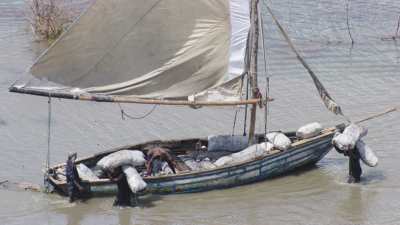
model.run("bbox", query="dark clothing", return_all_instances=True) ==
[146,147,177,176]
[109,168,133,207]
[66,159,82,202]
[348,147,362,183]
[334,145,362,183]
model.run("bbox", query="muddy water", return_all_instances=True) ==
[0,0,399,224]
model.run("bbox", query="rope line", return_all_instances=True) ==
[44,95,52,192]
[118,103,158,120]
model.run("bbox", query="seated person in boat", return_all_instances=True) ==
[66,152,85,203]
[146,147,178,176]
[107,167,133,207]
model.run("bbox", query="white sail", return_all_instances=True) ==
[22,0,250,102]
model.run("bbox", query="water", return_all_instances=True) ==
[1,0,399,224]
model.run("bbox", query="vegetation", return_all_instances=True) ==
[27,0,71,42]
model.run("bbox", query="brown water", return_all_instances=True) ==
[1,0,399,224]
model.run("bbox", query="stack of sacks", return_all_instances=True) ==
[96,150,147,192]
[332,124,378,167]
[214,142,274,167]
[266,132,291,151]
[296,122,323,139]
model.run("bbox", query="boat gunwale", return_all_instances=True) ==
[48,125,342,188]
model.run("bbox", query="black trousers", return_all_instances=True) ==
[348,148,362,183]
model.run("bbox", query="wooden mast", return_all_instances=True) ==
[248,0,260,144]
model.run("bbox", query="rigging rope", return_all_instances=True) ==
[265,3,350,122]
[44,95,52,192]
[232,73,247,136]
[118,103,158,120]
[259,8,269,136]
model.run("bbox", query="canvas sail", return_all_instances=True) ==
[12,0,251,103]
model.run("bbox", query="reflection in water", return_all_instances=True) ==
[1,0,400,224]
[118,209,132,225]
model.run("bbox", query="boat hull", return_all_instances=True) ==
[85,132,334,195]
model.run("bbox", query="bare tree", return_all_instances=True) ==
[27,0,72,42]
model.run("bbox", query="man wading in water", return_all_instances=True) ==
[334,146,362,183]
[66,152,85,202]
[108,167,133,207]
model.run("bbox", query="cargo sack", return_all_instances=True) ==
[332,124,368,152]
[332,133,355,151]
[296,122,323,139]
[214,142,273,167]
[183,158,217,171]
[356,140,378,167]
[122,165,147,193]
[266,132,291,151]
[343,123,368,141]
[208,135,254,152]
[214,156,234,167]
[97,150,146,170]
[199,158,217,170]
[76,164,99,181]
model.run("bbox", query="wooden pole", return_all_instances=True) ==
[9,86,271,107]
[248,0,260,144]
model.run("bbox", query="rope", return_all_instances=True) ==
[243,74,249,136]
[355,107,398,124]
[265,3,349,122]
[118,103,158,120]
[232,74,246,136]
[259,8,269,136]
[44,95,52,192]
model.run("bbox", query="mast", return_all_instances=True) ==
[248,0,260,144]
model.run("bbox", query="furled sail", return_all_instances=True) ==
[11,0,252,104]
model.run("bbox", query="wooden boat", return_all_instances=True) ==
[10,0,348,198]
[47,124,344,196]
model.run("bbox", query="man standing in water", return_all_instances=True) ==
[108,167,133,207]
[334,146,362,183]
[66,152,85,202]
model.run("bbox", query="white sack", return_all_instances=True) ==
[122,165,147,193]
[160,162,174,175]
[214,142,274,167]
[199,158,217,170]
[184,158,217,171]
[184,159,201,171]
[208,135,253,152]
[266,132,291,151]
[97,150,146,170]
[343,123,368,141]
[356,140,378,167]
[76,164,99,181]
[332,133,356,151]
[296,122,323,139]
[214,156,234,167]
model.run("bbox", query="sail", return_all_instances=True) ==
[13,0,251,103]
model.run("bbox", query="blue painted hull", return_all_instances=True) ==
[87,132,335,195]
